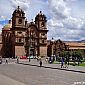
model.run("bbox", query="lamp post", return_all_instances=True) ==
[51,37,55,62]
[67,45,69,65]
[51,37,54,56]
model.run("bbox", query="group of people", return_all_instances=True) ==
[0,55,69,68]
[38,56,69,68]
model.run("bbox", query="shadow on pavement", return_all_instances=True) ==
[18,62,85,74]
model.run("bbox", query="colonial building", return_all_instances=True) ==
[47,39,68,57]
[65,41,85,57]
[1,6,48,58]
[47,39,85,58]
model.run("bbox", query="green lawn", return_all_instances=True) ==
[69,62,85,66]
[53,61,85,66]
[53,61,60,64]
[79,63,85,66]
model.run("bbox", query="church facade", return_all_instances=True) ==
[2,6,48,58]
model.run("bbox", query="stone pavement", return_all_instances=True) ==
[1,58,16,64]
[19,59,85,73]
[0,60,85,85]
[0,74,26,85]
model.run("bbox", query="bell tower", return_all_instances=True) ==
[35,11,48,56]
[12,6,26,28]
[12,6,27,57]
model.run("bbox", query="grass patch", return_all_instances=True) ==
[53,61,60,64]
[69,62,78,66]
[69,62,85,66]
[52,61,85,66]
[79,63,85,66]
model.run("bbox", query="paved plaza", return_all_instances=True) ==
[0,58,85,85]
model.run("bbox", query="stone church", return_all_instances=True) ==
[2,6,48,58]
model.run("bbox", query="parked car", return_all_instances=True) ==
[27,56,37,59]
[27,56,34,59]
[20,56,27,59]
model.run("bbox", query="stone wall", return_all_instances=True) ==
[15,46,25,57]
[40,46,47,57]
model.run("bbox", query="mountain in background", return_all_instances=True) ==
[80,40,85,43]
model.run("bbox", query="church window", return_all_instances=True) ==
[42,33,45,36]
[41,22,45,27]
[19,38,21,42]
[19,13,21,16]
[41,33,45,38]
[42,40,44,43]
[18,19,22,24]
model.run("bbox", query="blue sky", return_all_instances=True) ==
[0,0,85,41]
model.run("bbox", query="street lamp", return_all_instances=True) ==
[51,37,54,56]
[51,37,56,62]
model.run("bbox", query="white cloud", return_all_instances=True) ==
[9,0,30,10]
[63,16,84,29]
[47,0,85,41]
[48,0,70,19]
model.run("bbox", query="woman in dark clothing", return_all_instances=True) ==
[40,60,42,67]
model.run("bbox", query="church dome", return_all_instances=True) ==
[3,20,12,30]
[3,24,12,30]
[35,11,47,21]
[13,6,25,17]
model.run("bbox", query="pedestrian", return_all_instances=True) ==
[61,57,64,68]
[5,58,8,64]
[16,56,19,63]
[45,57,48,63]
[65,57,68,68]
[29,57,30,62]
[39,60,42,67]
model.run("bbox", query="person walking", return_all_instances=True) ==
[16,56,19,63]
[61,57,64,68]
[45,57,48,63]
[5,58,8,64]
[39,60,42,67]
[65,57,68,68]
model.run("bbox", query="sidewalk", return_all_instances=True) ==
[18,59,85,73]
[0,74,26,85]
[1,58,16,64]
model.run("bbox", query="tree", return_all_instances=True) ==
[71,50,82,66]
[76,50,82,65]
